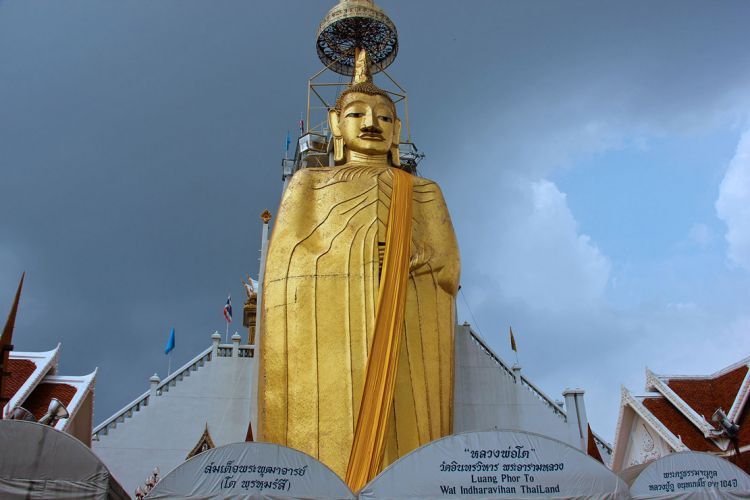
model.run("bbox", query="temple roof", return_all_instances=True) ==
[2,347,96,432]
[665,365,747,421]
[2,347,59,418]
[1,358,36,401]
[614,356,750,471]
[641,396,719,452]
[24,381,78,420]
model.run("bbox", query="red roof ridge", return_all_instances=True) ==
[645,369,719,439]
[647,361,750,439]
[650,356,750,381]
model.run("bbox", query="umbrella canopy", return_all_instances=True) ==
[0,420,127,499]
[147,441,354,499]
[359,429,630,499]
[628,451,750,499]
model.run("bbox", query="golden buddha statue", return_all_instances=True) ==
[258,49,460,488]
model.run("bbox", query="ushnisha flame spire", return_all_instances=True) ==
[334,49,392,111]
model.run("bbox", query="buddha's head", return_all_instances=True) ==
[328,49,401,166]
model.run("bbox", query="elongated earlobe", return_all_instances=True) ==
[329,109,345,164]
[334,137,345,163]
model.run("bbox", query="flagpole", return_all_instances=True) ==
[225,321,229,344]
[167,351,172,377]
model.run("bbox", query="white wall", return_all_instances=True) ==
[621,413,673,469]
[93,346,255,494]
[453,324,576,447]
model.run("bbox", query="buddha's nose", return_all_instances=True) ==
[361,112,382,133]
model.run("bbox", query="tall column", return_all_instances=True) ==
[249,210,271,436]
[563,388,588,451]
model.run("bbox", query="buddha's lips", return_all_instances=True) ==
[359,133,384,140]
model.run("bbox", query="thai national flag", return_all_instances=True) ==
[223,295,232,323]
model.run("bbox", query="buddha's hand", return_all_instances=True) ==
[409,242,434,272]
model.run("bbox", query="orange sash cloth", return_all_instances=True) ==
[345,168,413,491]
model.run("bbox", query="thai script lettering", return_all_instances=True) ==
[239,478,291,492]
[440,460,500,472]
[502,462,565,472]
[203,461,308,478]
[648,481,675,493]
[464,446,533,460]
[662,469,718,480]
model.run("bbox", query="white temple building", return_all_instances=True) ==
[92,333,256,493]
[454,323,612,461]
[2,346,97,446]
[611,357,750,473]
[92,319,612,494]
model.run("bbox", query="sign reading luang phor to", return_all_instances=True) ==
[359,429,630,499]
[146,442,354,499]
[629,451,750,499]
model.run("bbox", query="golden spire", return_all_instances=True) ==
[1,272,24,410]
[352,48,373,85]
[333,48,391,111]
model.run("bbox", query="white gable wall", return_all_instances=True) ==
[621,411,674,469]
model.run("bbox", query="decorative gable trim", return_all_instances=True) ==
[611,386,631,470]
[728,363,750,423]
[43,369,97,431]
[622,386,687,453]
[646,368,717,438]
[3,345,60,418]
[186,423,216,460]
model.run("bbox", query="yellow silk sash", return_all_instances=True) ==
[345,168,413,491]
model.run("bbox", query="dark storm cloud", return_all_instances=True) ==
[1,0,750,439]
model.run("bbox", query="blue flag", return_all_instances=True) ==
[164,327,175,355]
[285,131,291,152]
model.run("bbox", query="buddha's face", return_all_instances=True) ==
[335,93,397,156]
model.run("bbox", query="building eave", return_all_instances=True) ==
[3,345,60,418]
[41,369,97,431]
[645,367,717,438]
[728,363,750,424]
[622,386,687,454]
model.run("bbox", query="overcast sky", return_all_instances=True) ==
[2,0,750,444]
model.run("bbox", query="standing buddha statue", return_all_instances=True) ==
[258,49,460,489]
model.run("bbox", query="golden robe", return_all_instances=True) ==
[259,165,460,479]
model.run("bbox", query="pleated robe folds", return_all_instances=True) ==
[259,165,460,479]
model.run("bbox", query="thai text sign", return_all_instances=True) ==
[360,430,629,499]
[630,451,750,498]
[147,442,354,499]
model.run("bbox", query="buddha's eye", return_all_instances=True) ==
[346,112,365,118]
[379,116,393,123]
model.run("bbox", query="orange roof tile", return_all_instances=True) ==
[667,365,747,426]
[22,382,77,420]
[0,358,36,401]
[642,396,719,452]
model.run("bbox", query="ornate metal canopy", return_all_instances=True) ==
[316,0,398,76]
